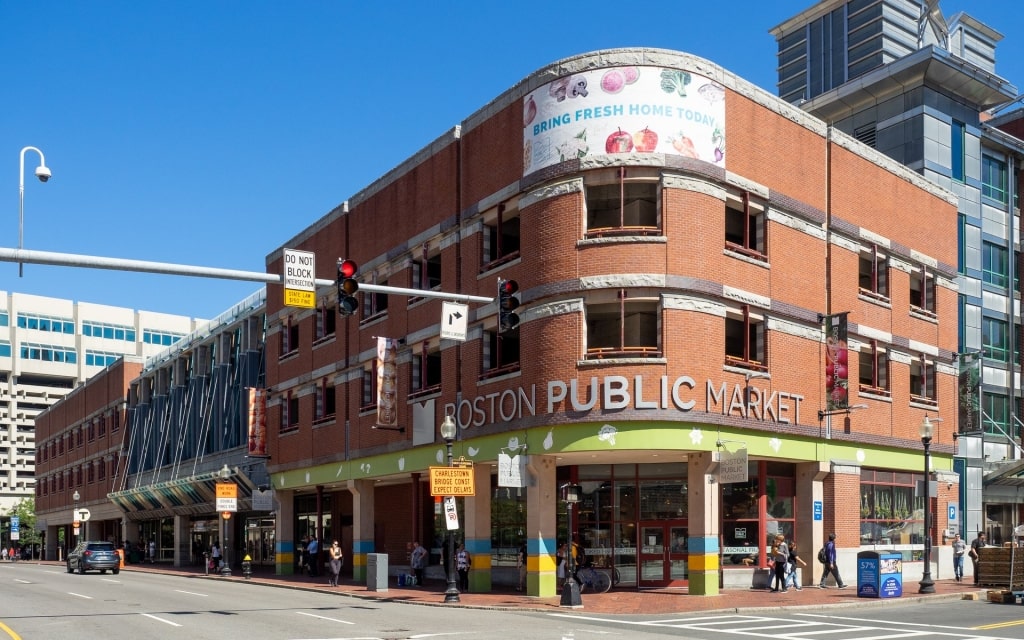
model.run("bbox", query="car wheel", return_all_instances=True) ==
[100,569,107,574]
[112,568,120,575]
[77,561,85,575]
[66,561,73,574]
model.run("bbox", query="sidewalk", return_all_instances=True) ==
[85,562,983,615]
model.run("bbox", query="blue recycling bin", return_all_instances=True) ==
[856,550,903,598]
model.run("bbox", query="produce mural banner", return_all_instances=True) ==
[377,337,399,428]
[958,352,982,433]
[825,313,849,411]
[247,387,268,457]
[523,65,725,177]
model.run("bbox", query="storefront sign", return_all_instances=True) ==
[497,452,526,488]
[719,448,748,483]
[444,375,804,430]
[429,466,475,496]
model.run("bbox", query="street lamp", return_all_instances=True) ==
[219,464,232,577]
[560,483,583,608]
[440,412,460,603]
[72,490,81,543]
[919,416,936,594]
[18,146,52,277]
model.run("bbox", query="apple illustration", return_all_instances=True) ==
[605,128,633,153]
[634,127,658,152]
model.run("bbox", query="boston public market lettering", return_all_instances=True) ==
[444,375,803,429]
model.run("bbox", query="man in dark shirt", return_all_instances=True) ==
[970,531,987,586]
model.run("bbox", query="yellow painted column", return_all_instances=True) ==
[464,463,492,592]
[525,454,557,597]
[348,479,375,581]
[274,488,295,575]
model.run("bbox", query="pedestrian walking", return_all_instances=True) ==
[818,532,847,589]
[328,540,344,587]
[307,535,320,577]
[951,533,966,582]
[517,540,527,591]
[210,540,221,570]
[784,541,807,590]
[770,534,789,592]
[969,531,987,585]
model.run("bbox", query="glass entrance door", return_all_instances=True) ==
[638,522,688,587]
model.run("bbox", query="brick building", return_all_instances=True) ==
[261,47,959,596]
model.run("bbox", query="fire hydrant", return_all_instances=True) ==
[242,554,253,580]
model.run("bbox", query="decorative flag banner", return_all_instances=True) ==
[958,352,982,433]
[497,452,527,488]
[377,337,399,428]
[247,387,268,457]
[825,313,849,411]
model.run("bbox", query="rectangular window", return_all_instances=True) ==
[314,378,336,423]
[363,277,389,319]
[957,214,966,275]
[724,192,767,261]
[910,356,936,406]
[984,393,1009,435]
[858,340,889,396]
[411,345,442,395]
[586,294,660,359]
[909,268,936,316]
[983,317,1009,362]
[482,205,521,269]
[413,249,442,291]
[951,120,965,182]
[315,301,336,342]
[586,172,659,234]
[858,245,889,300]
[724,305,766,371]
[481,329,521,380]
[280,317,299,356]
[860,468,924,554]
[361,364,377,410]
[982,242,1009,288]
[280,391,299,433]
[982,154,1008,203]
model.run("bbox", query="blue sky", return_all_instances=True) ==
[3,1,1021,320]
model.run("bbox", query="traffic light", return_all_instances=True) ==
[498,278,520,333]
[337,259,359,316]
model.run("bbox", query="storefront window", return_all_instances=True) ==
[860,469,923,561]
[721,462,795,567]
[490,484,526,567]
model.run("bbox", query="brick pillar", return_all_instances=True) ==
[687,451,720,596]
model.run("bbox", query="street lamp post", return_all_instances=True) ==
[560,483,583,608]
[219,464,232,577]
[440,413,460,603]
[919,416,935,594]
[72,490,81,544]
[18,146,52,278]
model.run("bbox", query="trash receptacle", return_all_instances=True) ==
[367,553,388,592]
[857,550,903,598]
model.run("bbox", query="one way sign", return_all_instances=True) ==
[440,301,468,341]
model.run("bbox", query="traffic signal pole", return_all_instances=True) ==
[0,247,494,304]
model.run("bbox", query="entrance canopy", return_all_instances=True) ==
[108,467,257,521]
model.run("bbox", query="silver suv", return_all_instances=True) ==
[67,541,121,575]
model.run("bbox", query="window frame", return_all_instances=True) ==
[982,316,1009,362]
[909,267,936,317]
[982,241,1009,288]
[480,328,521,380]
[858,244,890,301]
[584,168,661,237]
[724,191,767,261]
[982,154,1008,204]
[858,339,890,397]
[481,203,521,271]
[909,355,937,407]
[410,343,442,397]
[724,304,766,372]
[584,291,661,360]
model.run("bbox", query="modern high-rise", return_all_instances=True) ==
[0,291,200,513]
[771,0,1024,540]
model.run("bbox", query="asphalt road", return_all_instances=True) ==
[3,561,1024,640]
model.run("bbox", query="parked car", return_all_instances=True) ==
[67,541,120,575]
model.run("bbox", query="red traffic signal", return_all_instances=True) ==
[337,259,360,317]
[498,278,520,333]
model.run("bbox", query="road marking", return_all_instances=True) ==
[977,618,1024,630]
[100,578,121,583]
[296,611,355,625]
[174,589,209,597]
[141,613,182,627]
[67,592,92,599]
[13,579,30,584]
[0,620,22,640]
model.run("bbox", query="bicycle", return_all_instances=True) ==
[573,561,612,593]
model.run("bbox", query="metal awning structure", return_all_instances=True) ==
[983,459,1024,488]
[108,468,257,521]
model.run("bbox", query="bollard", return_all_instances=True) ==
[242,554,252,580]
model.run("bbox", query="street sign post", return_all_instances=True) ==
[440,301,468,341]
[216,482,238,512]
[283,248,316,309]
